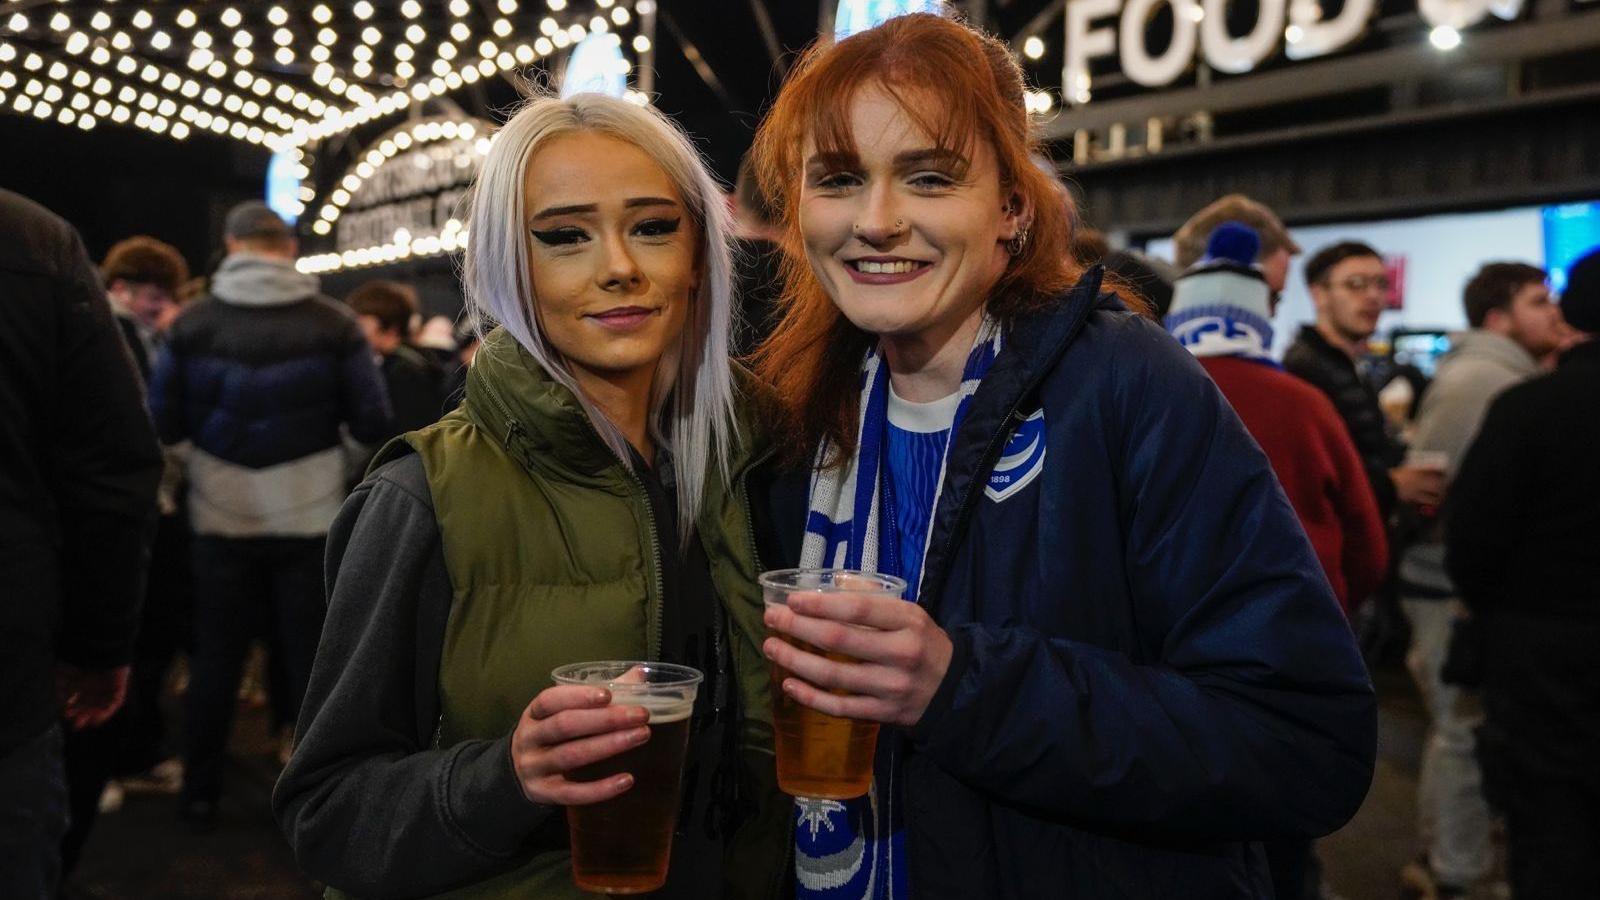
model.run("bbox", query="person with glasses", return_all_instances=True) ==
[1285,241,1446,518]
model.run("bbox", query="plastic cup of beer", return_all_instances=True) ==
[760,568,907,800]
[550,660,702,895]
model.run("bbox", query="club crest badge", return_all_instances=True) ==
[985,408,1046,503]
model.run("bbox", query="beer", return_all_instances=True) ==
[551,661,702,895]
[758,569,906,800]
[566,698,692,894]
[769,637,880,799]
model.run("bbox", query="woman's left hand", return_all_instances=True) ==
[762,592,953,727]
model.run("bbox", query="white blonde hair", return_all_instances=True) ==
[462,92,738,538]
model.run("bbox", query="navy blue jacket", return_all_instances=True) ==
[149,255,390,537]
[757,270,1376,898]
[150,292,390,465]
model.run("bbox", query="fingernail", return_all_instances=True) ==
[591,689,610,705]
[631,726,651,744]
[617,774,634,789]
[761,639,776,659]
[628,706,649,724]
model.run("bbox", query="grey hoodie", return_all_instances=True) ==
[1400,330,1543,595]
[210,252,320,307]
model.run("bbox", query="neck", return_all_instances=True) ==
[1315,320,1366,361]
[571,365,656,463]
[882,304,984,402]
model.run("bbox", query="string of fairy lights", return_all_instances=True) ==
[0,0,653,229]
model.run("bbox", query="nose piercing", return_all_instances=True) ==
[852,219,907,237]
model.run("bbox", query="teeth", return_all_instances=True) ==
[854,260,919,274]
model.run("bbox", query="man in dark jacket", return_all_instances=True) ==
[347,279,446,438]
[1285,241,1445,518]
[149,201,391,827]
[1445,247,1600,900]
[0,189,162,897]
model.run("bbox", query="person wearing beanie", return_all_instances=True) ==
[1168,223,1388,614]
[1444,246,1600,900]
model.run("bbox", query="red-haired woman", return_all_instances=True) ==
[749,14,1376,899]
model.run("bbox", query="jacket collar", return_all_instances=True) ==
[1295,324,1360,371]
[916,266,1109,612]
[463,326,766,491]
[1444,329,1543,379]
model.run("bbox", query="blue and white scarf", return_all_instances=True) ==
[792,318,1002,900]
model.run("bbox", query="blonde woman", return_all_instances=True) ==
[275,94,789,899]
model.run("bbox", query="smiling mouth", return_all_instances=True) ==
[847,259,930,275]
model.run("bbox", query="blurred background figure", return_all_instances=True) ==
[732,152,784,357]
[1287,241,1446,519]
[1445,248,1600,900]
[0,189,162,899]
[148,201,390,831]
[59,236,199,879]
[102,237,190,381]
[1174,194,1300,299]
[348,279,448,440]
[1395,261,1563,899]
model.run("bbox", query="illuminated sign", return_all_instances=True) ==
[333,116,491,256]
[1063,0,1530,103]
[834,0,945,40]
[265,150,301,224]
[561,32,629,99]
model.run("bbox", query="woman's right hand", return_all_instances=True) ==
[510,685,651,806]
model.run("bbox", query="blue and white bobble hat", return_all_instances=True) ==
[1166,221,1274,322]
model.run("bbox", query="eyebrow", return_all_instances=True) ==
[530,196,679,220]
[803,148,969,172]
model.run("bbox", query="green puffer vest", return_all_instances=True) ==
[364,329,790,899]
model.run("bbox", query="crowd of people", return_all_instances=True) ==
[2,11,1596,900]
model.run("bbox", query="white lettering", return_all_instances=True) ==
[1120,0,1199,86]
[1286,0,1376,60]
[1201,0,1285,74]
[1064,0,1120,102]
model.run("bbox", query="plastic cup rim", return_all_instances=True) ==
[549,660,704,689]
[757,567,908,595]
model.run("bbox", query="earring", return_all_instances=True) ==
[1006,225,1030,257]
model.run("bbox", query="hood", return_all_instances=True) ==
[1442,330,1543,380]
[210,253,320,307]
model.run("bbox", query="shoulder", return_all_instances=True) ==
[303,294,365,337]
[0,190,77,276]
[369,454,433,505]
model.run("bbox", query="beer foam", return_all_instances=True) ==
[615,692,693,723]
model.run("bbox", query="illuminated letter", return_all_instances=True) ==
[1285,0,1376,60]
[1065,0,1121,104]
[1120,0,1198,86]
[1201,0,1285,74]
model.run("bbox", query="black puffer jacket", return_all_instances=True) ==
[0,189,162,755]
[1283,325,1404,515]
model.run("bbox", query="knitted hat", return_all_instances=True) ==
[1164,223,1277,361]
[1562,247,1600,333]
